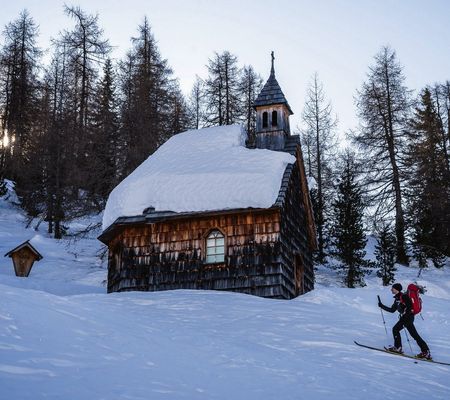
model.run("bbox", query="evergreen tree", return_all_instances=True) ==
[16,90,48,217]
[351,46,412,265]
[331,151,368,288]
[0,10,49,219]
[117,51,135,176]
[406,88,449,263]
[431,82,450,176]
[89,58,120,204]
[162,87,190,143]
[375,224,397,286]
[119,17,188,175]
[302,73,338,263]
[0,10,41,179]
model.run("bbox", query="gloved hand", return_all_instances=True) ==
[378,301,382,308]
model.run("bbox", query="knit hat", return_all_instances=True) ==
[392,283,403,292]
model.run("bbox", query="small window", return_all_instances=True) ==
[272,110,278,127]
[262,112,268,128]
[205,230,225,263]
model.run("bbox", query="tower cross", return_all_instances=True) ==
[271,51,275,76]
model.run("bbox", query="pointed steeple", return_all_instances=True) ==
[253,52,293,114]
[252,53,293,151]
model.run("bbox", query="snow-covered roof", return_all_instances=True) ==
[4,240,43,260]
[102,125,295,231]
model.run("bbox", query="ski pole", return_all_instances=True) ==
[404,330,413,353]
[377,295,388,336]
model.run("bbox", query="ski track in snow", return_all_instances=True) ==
[0,183,450,400]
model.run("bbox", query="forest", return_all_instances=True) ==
[0,7,449,287]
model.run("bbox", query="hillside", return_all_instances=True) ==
[0,183,449,400]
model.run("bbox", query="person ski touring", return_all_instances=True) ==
[378,283,431,359]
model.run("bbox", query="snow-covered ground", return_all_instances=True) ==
[1,183,449,400]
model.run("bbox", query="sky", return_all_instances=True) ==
[2,0,450,136]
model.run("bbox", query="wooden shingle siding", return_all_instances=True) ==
[279,161,314,294]
[106,209,298,298]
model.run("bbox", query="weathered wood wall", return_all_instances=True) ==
[106,206,311,299]
[278,163,314,297]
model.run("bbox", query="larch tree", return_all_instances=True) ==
[61,5,111,131]
[187,75,205,130]
[203,51,241,126]
[38,45,75,238]
[302,72,337,263]
[60,5,111,197]
[352,46,412,265]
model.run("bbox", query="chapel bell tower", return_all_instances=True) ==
[253,52,293,151]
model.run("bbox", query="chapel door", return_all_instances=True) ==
[295,254,304,296]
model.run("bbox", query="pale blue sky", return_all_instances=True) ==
[3,0,450,136]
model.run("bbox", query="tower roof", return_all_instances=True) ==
[253,52,293,114]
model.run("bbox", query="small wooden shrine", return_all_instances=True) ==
[4,240,43,277]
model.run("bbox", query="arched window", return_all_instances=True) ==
[206,230,225,263]
[262,112,268,128]
[272,110,278,127]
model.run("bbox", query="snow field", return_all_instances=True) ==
[1,182,449,400]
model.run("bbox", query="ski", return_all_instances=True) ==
[354,341,450,366]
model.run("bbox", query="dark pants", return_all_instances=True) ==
[393,314,429,352]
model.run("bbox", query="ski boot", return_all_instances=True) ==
[416,350,432,360]
[386,345,403,354]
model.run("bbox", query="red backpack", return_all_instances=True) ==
[404,283,424,315]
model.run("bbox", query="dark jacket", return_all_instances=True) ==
[380,292,413,316]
